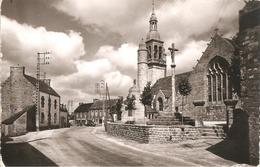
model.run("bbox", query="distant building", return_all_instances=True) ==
[1,66,60,136]
[74,102,93,126]
[74,99,119,126]
[60,104,69,128]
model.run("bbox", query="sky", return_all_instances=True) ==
[0,0,245,110]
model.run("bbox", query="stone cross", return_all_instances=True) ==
[168,43,178,66]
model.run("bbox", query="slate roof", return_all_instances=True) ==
[151,71,192,97]
[90,99,118,110]
[25,75,60,97]
[74,99,119,113]
[74,103,93,113]
[2,105,36,125]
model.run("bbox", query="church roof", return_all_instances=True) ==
[151,71,192,96]
[25,75,60,97]
[146,31,161,41]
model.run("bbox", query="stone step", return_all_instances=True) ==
[201,132,225,137]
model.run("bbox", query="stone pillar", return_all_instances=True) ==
[171,64,176,113]
[224,99,238,133]
[168,43,178,114]
[192,100,205,127]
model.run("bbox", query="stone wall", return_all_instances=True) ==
[106,122,201,144]
[175,35,235,121]
[1,67,35,136]
[239,25,260,165]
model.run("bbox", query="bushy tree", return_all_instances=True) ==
[140,82,152,107]
[178,78,192,110]
[125,94,136,115]
[116,98,123,120]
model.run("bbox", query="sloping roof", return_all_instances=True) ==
[2,105,36,125]
[151,71,192,96]
[90,99,118,110]
[74,103,93,113]
[25,75,60,97]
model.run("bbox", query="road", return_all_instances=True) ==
[2,127,195,166]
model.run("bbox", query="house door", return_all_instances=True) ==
[27,109,36,131]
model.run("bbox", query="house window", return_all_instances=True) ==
[41,96,45,108]
[48,97,51,110]
[158,97,163,111]
[41,112,45,123]
[208,56,231,104]
[54,113,57,124]
[54,100,57,109]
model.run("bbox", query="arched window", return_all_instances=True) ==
[54,100,57,109]
[54,113,57,124]
[154,45,158,59]
[159,46,162,59]
[41,112,45,123]
[208,56,231,104]
[158,97,163,111]
[41,96,45,108]
[148,46,152,59]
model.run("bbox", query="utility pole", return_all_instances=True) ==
[36,52,50,131]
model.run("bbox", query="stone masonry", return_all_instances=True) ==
[237,1,260,165]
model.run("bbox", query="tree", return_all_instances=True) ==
[140,82,153,107]
[115,98,123,120]
[125,94,136,117]
[178,78,192,111]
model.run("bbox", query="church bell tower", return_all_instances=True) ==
[137,0,166,92]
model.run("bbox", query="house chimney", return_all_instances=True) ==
[43,79,51,87]
[10,66,25,78]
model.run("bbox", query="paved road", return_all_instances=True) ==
[3,127,195,166]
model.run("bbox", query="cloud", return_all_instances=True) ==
[52,58,133,102]
[1,16,86,76]
[174,40,208,74]
[96,43,138,76]
[53,0,244,48]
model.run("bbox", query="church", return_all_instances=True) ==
[126,1,260,124]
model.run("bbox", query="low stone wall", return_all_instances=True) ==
[106,122,201,143]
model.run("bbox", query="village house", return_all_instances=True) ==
[60,104,69,128]
[1,66,60,136]
[74,99,120,126]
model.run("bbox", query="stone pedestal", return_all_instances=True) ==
[224,99,238,131]
[192,100,205,127]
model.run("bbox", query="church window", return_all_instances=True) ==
[154,45,158,59]
[159,46,162,59]
[41,96,45,108]
[208,56,231,104]
[208,76,212,101]
[158,97,163,111]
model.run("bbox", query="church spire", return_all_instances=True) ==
[152,0,155,14]
[149,0,158,32]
